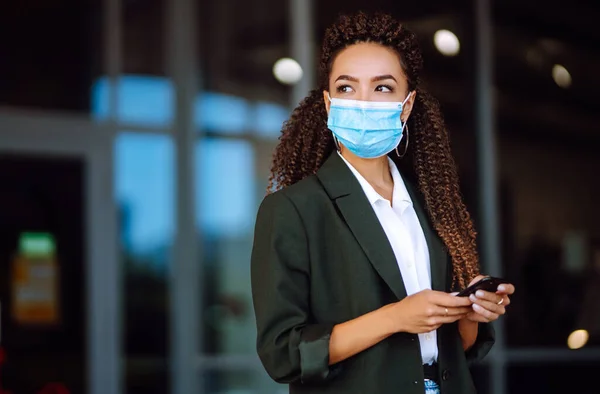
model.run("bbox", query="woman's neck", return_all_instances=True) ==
[340,149,393,189]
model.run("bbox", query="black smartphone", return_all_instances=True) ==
[457,276,507,297]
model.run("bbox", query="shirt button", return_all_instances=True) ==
[425,334,431,340]
[442,369,451,381]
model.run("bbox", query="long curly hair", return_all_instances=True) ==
[267,11,479,290]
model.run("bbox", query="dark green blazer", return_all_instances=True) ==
[251,152,494,394]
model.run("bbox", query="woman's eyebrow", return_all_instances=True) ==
[334,74,398,83]
[334,74,359,82]
[371,74,397,82]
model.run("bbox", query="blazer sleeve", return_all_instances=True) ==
[465,322,495,365]
[251,191,337,384]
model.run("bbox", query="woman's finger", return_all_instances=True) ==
[497,283,515,295]
[428,314,468,326]
[466,312,491,323]
[474,290,503,305]
[498,295,511,306]
[436,306,472,317]
[470,295,506,315]
[430,291,473,307]
[472,303,500,321]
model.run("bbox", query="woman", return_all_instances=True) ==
[251,11,515,394]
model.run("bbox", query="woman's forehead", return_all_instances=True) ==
[331,43,405,80]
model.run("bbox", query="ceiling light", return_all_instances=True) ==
[526,47,544,68]
[434,29,460,57]
[567,329,588,350]
[552,64,572,89]
[273,58,303,85]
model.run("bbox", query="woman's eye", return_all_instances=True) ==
[375,85,393,93]
[336,85,354,93]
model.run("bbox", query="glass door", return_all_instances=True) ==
[0,112,120,394]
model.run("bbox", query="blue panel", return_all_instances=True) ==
[195,138,255,236]
[92,75,289,139]
[254,101,290,138]
[195,92,250,134]
[115,133,175,258]
[92,75,174,127]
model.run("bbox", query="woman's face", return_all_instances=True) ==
[323,42,415,122]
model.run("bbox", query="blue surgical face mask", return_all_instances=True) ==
[326,93,411,159]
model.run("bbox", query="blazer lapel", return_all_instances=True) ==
[316,153,407,301]
[402,176,449,292]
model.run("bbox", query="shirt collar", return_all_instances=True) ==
[337,151,413,212]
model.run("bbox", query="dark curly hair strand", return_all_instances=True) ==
[267,11,479,290]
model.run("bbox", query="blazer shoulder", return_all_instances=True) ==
[279,175,329,207]
[263,174,324,201]
[257,175,328,218]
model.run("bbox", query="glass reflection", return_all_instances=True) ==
[196,138,257,355]
[204,369,283,394]
[92,76,288,135]
[115,132,174,394]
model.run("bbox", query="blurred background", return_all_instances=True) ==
[0,0,599,393]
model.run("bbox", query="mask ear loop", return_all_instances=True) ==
[396,92,413,158]
[333,135,341,152]
[326,92,342,152]
[401,91,412,106]
[396,122,409,158]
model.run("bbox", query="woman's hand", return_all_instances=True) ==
[464,275,516,323]
[389,289,473,334]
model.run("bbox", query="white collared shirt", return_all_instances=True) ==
[338,152,437,365]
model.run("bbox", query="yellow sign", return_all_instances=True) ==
[11,233,60,325]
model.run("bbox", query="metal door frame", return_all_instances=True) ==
[0,110,121,394]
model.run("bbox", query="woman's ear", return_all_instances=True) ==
[323,90,331,115]
[401,91,417,122]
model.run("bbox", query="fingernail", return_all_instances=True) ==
[498,285,506,292]
[476,290,485,298]
[473,304,482,311]
[469,294,477,302]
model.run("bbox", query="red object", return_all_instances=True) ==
[38,383,70,394]
[0,347,9,394]
[0,348,70,394]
